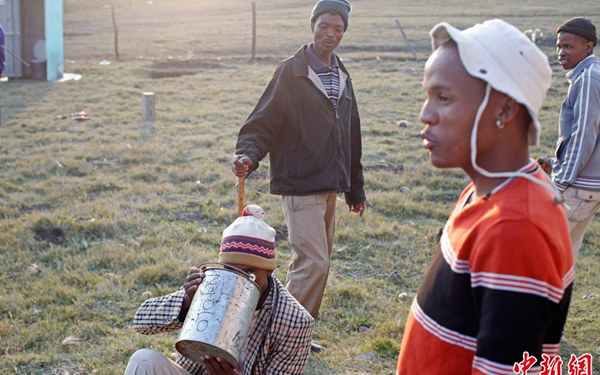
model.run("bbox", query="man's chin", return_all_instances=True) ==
[559,61,572,70]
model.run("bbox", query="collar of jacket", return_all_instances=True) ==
[291,45,350,104]
[292,44,350,78]
[567,54,599,81]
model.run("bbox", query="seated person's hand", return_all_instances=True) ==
[181,266,206,313]
[203,355,243,375]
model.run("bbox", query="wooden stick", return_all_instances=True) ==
[0,43,31,67]
[111,4,120,60]
[237,176,245,216]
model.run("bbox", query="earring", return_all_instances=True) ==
[496,119,505,129]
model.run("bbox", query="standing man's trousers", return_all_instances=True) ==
[563,186,600,257]
[282,193,336,318]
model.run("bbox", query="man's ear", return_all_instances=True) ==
[585,40,595,56]
[497,94,520,125]
[310,22,315,33]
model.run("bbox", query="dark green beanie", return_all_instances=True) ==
[310,0,352,31]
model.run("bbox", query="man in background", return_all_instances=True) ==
[230,0,366,348]
[538,17,600,257]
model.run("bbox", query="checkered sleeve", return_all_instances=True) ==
[263,282,314,374]
[132,289,186,335]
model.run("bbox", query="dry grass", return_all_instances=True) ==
[1,0,599,373]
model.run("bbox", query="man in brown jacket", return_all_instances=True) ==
[230,0,365,350]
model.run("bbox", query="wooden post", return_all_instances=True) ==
[395,19,419,62]
[251,2,256,61]
[238,176,245,216]
[142,92,155,121]
[111,4,120,60]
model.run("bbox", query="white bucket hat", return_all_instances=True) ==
[430,19,552,146]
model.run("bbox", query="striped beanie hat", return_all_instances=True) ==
[219,205,277,271]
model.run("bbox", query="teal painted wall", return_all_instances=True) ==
[44,0,63,81]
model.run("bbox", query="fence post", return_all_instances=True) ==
[251,2,256,61]
[111,4,119,60]
[142,92,155,121]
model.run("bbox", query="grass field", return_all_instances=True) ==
[1,0,599,374]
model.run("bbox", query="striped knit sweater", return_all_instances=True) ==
[553,54,600,191]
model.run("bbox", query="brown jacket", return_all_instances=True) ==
[236,45,365,204]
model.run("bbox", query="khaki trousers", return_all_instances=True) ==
[563,186,600,257]
[124,349,189,375]
[282,193,336,318]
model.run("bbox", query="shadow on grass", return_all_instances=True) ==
[1,79,60,125]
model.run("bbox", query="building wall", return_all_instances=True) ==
[0,0,22,78]
[1,0,63,80]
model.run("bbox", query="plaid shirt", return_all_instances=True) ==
[132,275,314,374]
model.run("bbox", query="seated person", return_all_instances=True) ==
[125,205,314,375]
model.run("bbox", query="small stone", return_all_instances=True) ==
[356,351,376,360]
[27,264,42,275]
[62,335,82,346]
[387,270,401,281]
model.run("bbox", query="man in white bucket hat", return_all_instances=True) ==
[125,205,314,375]
[396,20,574,374]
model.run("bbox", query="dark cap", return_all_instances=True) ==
[310,0,352,31]
[557,17,597,46]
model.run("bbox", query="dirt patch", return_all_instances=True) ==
[148,71,197,79]
[149,59,225,70]
[340,45,416,53]
[22,204,53,213]
[147,59,226,79]
[34,227,66,244]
